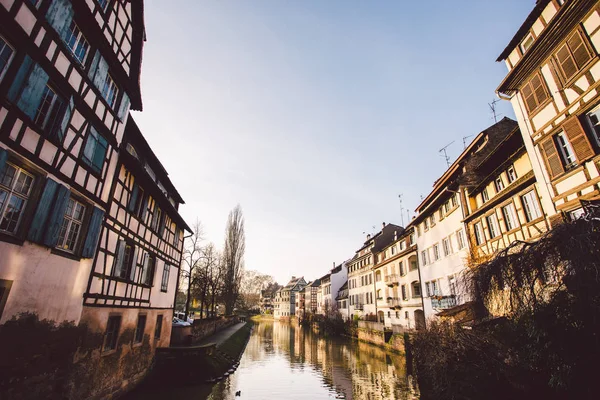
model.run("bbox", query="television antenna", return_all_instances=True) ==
[489,98,502,122]
[439,141,455,168]
[463,135,473,149]
[398,194,405,226]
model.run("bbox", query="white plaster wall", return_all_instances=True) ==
[0,241,93,324]
[416,202,469,320]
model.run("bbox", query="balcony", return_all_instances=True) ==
[385,297,402,308]
[385,275,400,286]
[430,295,457,309]
[354,303,364,310]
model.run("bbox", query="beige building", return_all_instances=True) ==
[497,0,600,221]
[372,226,423,329]
[462,123,550,257]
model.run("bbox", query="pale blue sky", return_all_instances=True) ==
[133,0,533,284]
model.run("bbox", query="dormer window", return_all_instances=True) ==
[520,33,534,54]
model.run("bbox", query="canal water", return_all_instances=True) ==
[208,321,419,399]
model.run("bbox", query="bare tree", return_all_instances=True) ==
[222,205,245,315]
[180,220,204,320]
[239,270,274,310]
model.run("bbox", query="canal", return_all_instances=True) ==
[127,320,419,399]
[209,321,418,399]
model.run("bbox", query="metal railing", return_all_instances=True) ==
[430,295,457,309]
[354,303,364,310]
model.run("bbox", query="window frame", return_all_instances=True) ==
[0,162,35,236]
[521,190,543,222]
[112,239,135,280]
[35,84,65,137]
[520,32,535,54]
[521,71,551,114]
[506,165,517,184]
[56,197,86,253]
[555,131,577,168]
[64,21,90,66]
[103,315,121,352]
[82,126,108,174]
[0,35,15,83]
[133,314,147,344]
[481,188,489,203]
[456,229,466,250]
[486,213,501,239]
[474,221,485,245]
[101,73,118,109]
[552,28,594,84]
[502,202,519,231]
[494,176,505,193]
[161,263,170,292]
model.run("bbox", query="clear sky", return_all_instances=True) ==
[132,0,534,284]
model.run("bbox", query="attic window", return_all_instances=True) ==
[126,143,139,159]
[520,33,534,54]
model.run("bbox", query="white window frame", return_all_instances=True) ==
[442,237,452,256]
[56,198,86,253]
[481,188,490,203]
[486,213,500,238]
[556,131,577,167]
[494,176,505,193]
[433,243,440,261]
[506,165,517,184]
[474,222,485,245]
[0,163,34,234]
[520,33,534,54]
[456,229,466,250]
[521,190,543,222]
[65,22,90,65]
[0,36,15,83]
[502,203,519,231]
[101,73,118,108]
[35,85,64,132]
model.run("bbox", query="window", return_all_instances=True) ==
[391,246,396,255]
[412,282,421,298]
[35,85,65,135]
[449,276,457,296]
[405,311,409,319]
[96,0,109,11]
[103,315,121,351]
[569,208,585,220]
[0,279,14,321]
[401,285,408,300]
[0,163,34,234]
[507,165,517,183]
[432,244,440,261]
[421,250,428,266]
[151,205,162,232]
[431,280,439,296]
[425,282,431,297]
[444,201,451,214]
[128,182,145,218]
[161,264,170,292]
[456,229,466,250]
[399,261,405,276]
[154,315,163,339]
[141,252,156,286]
[481,188,489,203]
[101,73,118,108]
[555,132,577,167]
[64,22,89,65]
[521,72,549,113]
[474,222,485,245]
[82,127,108,173]
[409,233,415,245]
[424,219,429,231]
[451,194,458,208]
[56,198,85,252]
[442,237,452,256]
[429,215,435,227]
[554,30,593,82]
[112,240,134,279]
[502,203,519,231]
[486,214,500,238]
[585,104,600,147]
[134,314,146,344]
[494,176,505,193]
[409,257,418,271]
[520,33,534,54]
[0,36,15,83]
[521,190,543,222]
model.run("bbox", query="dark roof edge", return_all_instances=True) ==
[497,0,550,62]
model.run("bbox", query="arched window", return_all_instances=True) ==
[411,281,421,298]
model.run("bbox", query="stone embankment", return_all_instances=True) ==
[357,321,408,354]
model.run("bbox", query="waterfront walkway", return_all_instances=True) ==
[198,322,247,347]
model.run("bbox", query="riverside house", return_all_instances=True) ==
[273,276,306,320]
[0,0,144,325]
[496,0,600,221]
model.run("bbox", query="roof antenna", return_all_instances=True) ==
[398,194,405,227]
[439,141,454,168]
[463,135,473,149]
[489,98,502,123]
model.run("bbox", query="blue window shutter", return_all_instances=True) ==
[92,134,108,171]
[128,184,139,212]
[88,50,100,81]
[46,0,74,41]
[27,178,59,243]
[17,64,49,120]
[82,206,104,258]
[92,54,109,93]
[0,148,7,173]
[56,96,74,142]
[140,196,148,221]
[7,56,33,103]
[117,93,130,121]
[42,184,70,247]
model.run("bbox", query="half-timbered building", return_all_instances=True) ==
[497,0,600,222]
[0,0,144,324]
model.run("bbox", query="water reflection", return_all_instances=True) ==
[209,321,419,399]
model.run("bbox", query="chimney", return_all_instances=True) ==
[382,222,386,229]
[394,230,397,241]
[291,276,296,280]
[367,234,371,240]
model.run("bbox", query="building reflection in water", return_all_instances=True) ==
[209,321,419,400]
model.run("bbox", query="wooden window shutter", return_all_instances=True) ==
[522,82,537,112]
[27,178,59,243]
[46,0,75,41]
[128,183,139,212]
[0,149,7,173]
[556,43,578,81]
[532,74,548,105]
[568,31,592,69]
[42,185,70,247]
[56,96,74,142]
[540,136,565,179]
[7,56,34,103]
[562,116,594,162]
[13,63,49,120]
[82,207,105,258]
